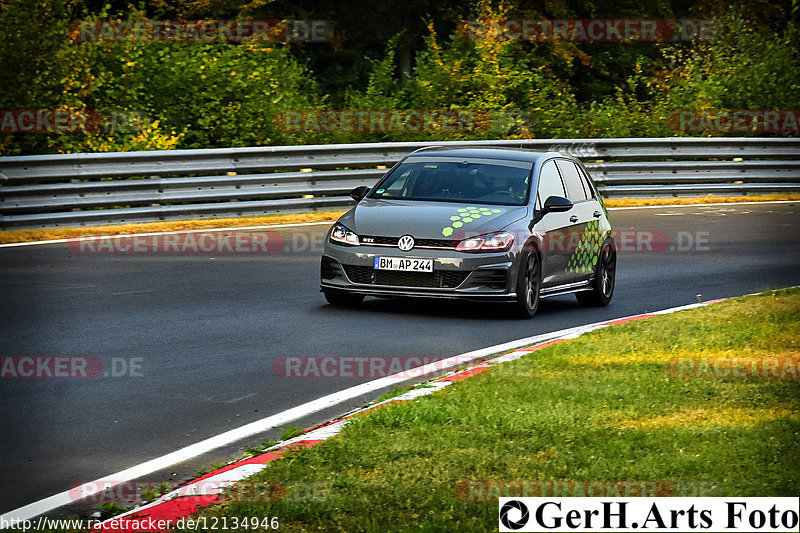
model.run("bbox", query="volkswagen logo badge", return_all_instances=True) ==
[397,235,415,251]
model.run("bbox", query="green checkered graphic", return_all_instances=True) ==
[441,207,503,237]
[567,219,603,274]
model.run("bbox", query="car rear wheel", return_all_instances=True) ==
[576,239,616,306]
[323,289,364,307]
[514,251,541,318]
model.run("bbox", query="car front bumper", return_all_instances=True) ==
[320,243,520,301]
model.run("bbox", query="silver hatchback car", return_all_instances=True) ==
[320,147,615,318]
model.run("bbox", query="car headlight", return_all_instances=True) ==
[455,231,514,252]
[330,223,360,246]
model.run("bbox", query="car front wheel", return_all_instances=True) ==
[514,251,541,318]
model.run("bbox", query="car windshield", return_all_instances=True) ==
[370,158,532,206]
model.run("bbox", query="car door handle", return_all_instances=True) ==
[569,215,579,223]
[593,210,602,218]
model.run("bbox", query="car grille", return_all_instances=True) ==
[359,236,457,249]
[342,265,469,288]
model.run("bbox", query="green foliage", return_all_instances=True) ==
[0,1,321,154]
[662,14,800,111]
[280,424,305,441]
[376,386,411,402]
[1,0,797,155]
[125,41,321,148]
[244,438,279,457]
[98,502,124,518]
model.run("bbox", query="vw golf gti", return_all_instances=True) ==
[320,147,615,318]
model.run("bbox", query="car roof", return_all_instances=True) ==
[407,146,562,163]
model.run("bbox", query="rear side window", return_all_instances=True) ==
[536,160,566,209]
[575,164,596,199]
[555,159,589,202]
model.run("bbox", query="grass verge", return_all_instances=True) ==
[1,195,798,245]
[603,193,800,208]
[184,288,799,533]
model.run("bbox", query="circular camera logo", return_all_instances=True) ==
[500,500,530,530]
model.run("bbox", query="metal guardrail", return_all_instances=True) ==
[1,138,799,228]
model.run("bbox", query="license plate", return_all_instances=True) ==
[374,257,433,272]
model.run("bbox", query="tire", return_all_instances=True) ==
[514,251,541,318]
[576,239,616,307]
[323,289,364,307]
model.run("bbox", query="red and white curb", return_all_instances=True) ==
[75,298,735,532]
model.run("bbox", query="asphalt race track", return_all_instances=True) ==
[1,202,799,516]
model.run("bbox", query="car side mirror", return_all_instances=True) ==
[350,186,370,202]
[529,195,573,230]
[542,195,573,213]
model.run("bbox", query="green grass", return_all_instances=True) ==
[376,386,414,403]
[243,439,280,458]
[280,424,305,441]
[181,288,800,533]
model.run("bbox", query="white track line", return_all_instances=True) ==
[0,297,747,524]
[1,201,796,248]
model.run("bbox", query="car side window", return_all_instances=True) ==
[536,160,566,210]
[555,159,589,202]
[575,164,596,199]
